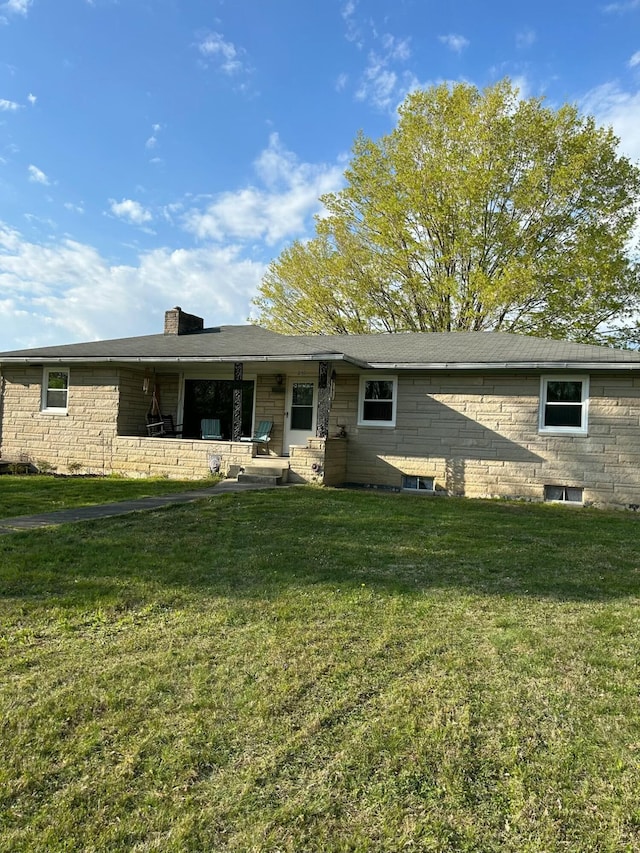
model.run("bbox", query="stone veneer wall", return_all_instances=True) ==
[329,370,640,509]
[287,438,347,487]
[0,365,254,478]
[289,438,326,484]
[110,437,254,479]
[254,374,287,456]
[322,437,348,486]
[1,365,120,474]
[4,363,640,506]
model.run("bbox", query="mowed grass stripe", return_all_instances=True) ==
[1,487,639,851]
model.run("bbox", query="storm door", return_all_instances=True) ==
[284,380,316,451]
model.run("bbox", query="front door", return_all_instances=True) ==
[284,380,316,452]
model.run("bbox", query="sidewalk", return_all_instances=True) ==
[0,479,281,535]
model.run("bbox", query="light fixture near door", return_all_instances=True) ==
[272,373,286,393]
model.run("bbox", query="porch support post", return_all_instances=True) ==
[232,362,243,441]
[316,361,330,439]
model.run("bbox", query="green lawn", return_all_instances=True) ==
[1,487,639,852]
[0,474,217,518]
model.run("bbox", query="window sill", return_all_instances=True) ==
[357,421,396,429]
[538,428,587,437]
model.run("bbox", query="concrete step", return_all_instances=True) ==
[237,473,282,486]
[242,464,289,483]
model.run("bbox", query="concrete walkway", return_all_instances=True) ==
[0,479,281,535]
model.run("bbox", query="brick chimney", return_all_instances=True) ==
[164,306,204,335]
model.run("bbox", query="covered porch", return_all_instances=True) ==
[117,358,347,484]
[111,433,346,485]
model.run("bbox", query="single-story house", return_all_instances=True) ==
[2,305,640,508]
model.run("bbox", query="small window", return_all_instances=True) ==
[358,375,397,427]
[42,368,69,412]
[539,376,588,434]
[402,475,435,492]
[544,485,583,504]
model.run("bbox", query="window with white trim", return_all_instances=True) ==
[539,376,588,434]
[358,375,397,427]
[42,368,69,412]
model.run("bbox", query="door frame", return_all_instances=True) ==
[283,378,317,453]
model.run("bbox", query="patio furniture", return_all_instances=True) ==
[201,418,223,440]
[240,420,273,453]
[146,413,183,437]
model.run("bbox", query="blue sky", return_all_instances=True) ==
[1,0,639,350]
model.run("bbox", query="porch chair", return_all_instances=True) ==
[146,413,183,437]
[201,418,223,440]
[240,420,273,454]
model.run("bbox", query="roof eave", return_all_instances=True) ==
[370,361,640,370]
[0,352,369,368]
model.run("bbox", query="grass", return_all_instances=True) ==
[0,474,217,518]
[1,487,640,851]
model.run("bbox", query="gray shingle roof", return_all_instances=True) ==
[1,325,639,369]
[298,331,640,367]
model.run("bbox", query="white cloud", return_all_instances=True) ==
[109,198,152,225]
[510,75,533,101]
[336,72,348,92]
[629,51,640,68]
[438,33,470,54]
[28,164,49,185]
[342,0,362,46]
[603,0,640,11]
[64,202,85,214]
[198,31,245,75]
[356,61,398,110]
[2,0,32,15]
[0,98,20,111]
[0,137,346,350]
[581,82,640,162]
[381,34,411,62]
[183,134,344,246]
[0,222,266,348]
[145,122,162,149]
[354,33,415,111]
[516,29,536,49]
[27,92,36,105]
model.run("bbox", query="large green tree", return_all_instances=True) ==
[254,79,640,344]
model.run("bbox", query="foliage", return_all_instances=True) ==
[1,488,640,851]
[254,79,640,345]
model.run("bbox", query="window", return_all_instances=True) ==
[358,375,397,427]
[539,376,588,434]
[402,475,435,492]
[42,368,69,412]
[182,378,254,439]
[544,485,584,504]
[290,382,314,430]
